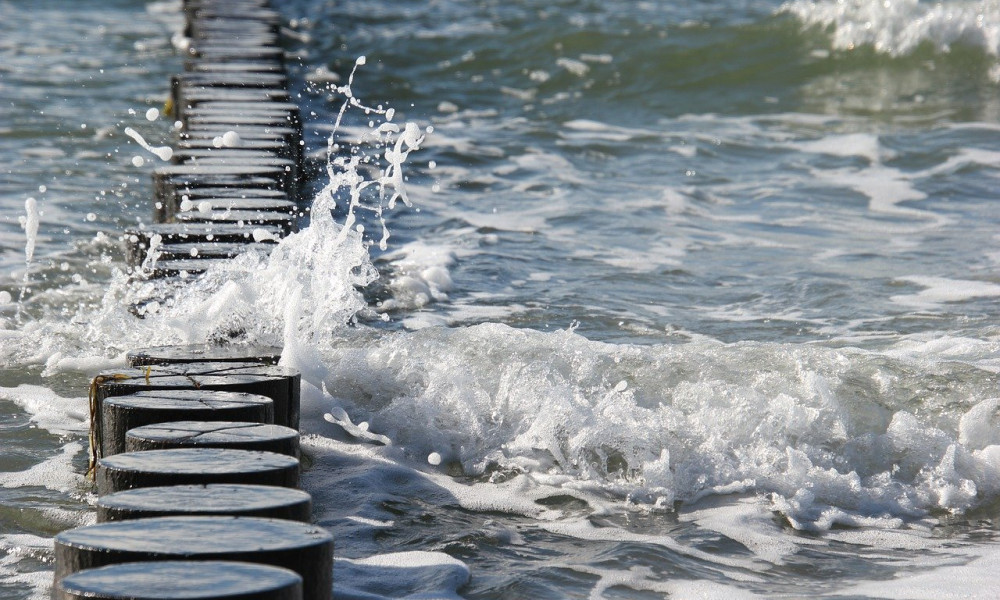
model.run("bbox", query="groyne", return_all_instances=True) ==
[52,0,333,598]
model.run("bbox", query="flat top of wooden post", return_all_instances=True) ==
[102,389,273,410]
[97,362,299,389]
[126,421,298,443]
[126,344,283,366]
[56,516,332,553]
[98,448,299,475]
[58,560,302,598]
[98,484,311,514]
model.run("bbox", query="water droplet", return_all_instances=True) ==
[222,130,241,147]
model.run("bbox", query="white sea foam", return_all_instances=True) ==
[9,281,1000,532]
[0,385,88,435]
[0,442,85,493]
[271,323,1000,533]
[680,496,814,564]
[842,545,1000,598]
[0,534,57,600]
[890,275,1000,308]
[792,132,889,163]
[335,552,469,600]
[6,30,1000,598]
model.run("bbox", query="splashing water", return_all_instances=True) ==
[123,126,173,161]
[21,197,39,266]
[16,197,41,316]
[320,56,426,251]
[78,57,424,357]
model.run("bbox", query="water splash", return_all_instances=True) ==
[124,126,173,161]
[75,57,424,353]
[21,197,39,266]
[319,56,426,251]
[16,197,40,318]
[302,324,1000,530]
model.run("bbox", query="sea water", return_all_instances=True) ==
[3,0,1000,597]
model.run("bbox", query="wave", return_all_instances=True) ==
[782,0,1000,57]
[293,324,1000,531]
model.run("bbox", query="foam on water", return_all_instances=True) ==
[335,552,469,600]
[0,385,88,435]
[290,325,1000,530]
[891,275,1000,308]
[0,442,84,493]
[842,545,1000,598]
[0,535,57,600]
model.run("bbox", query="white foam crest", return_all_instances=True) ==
[561,119,663,144]
[804,161,951,230]
[782,0,1000,56]
[792,132,889,163]
[78,222,375,351]
[823,527,943,551]
[541,519,758,572]
[680,496,816,565]
[292,324,1000,530]
[919,147,1000,177]
[570,562,770,599]
[0,59,423,361]
[663,580,768,599]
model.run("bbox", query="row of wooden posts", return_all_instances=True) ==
[52,0,334,598]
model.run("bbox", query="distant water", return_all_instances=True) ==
[4,0,1000,598]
